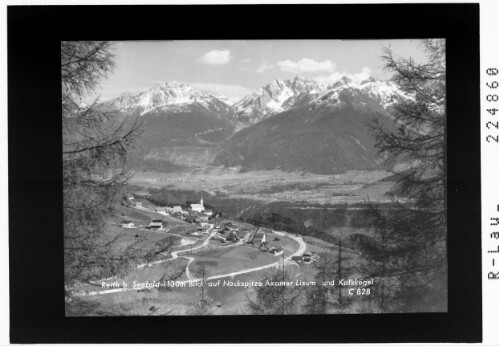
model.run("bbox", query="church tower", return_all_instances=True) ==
[200,192,203,207]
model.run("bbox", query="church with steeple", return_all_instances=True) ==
[190,193,205,213]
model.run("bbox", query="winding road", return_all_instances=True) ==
[136,230,216,272]
[69,203,308,297]
[72,230,306,297]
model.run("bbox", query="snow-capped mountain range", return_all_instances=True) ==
[308,76,406,114]
[104,75,408,174]
[103,75,406,126]
[102,81,237,119]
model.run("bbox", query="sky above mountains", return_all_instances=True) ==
[87,39,428,104]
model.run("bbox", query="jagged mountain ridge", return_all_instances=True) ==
[102,81,238,122]
[233,75,326,124]
[215,76,407,174]
[103,76,404,126]
[100,82,241,172]
[310,76,405,114]
[101,76,406,174]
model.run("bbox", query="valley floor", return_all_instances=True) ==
[130,167,395,205]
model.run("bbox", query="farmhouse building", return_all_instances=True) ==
[148,219,163,230]
[156,208,170,216]
[121,221,135,229]
[165,206,188,215]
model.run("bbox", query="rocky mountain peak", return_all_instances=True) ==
[102,81,238,119]
[291,75,322,93]
[234,75,325,124]
[312,77,406,114]
[102,75,405,129]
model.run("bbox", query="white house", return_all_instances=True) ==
[156,208,170,216]
[204,210,213,217]
[121,221,135,229]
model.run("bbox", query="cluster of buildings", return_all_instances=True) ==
[247,229,284,255]
[212,222,245,244]
[122,194,220,232]
[158,195,213,217]
[152,195,220,232]
[124,194,288,259]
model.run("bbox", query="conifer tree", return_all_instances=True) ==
[63,41,142,289]
[304,252,332,314]
[192,262,212,315]
[247,259,301,315]
[360,39,447,312]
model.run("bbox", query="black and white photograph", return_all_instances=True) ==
[63,39,447,316]
[8,2,489,343]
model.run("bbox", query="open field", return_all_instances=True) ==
[120,202,200,236]
[79,205,205,284]
[102,207,183,268]
[191,245,280,278]
[106,223,178,254]
[187,231,300,279]
[118,205,167,225]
